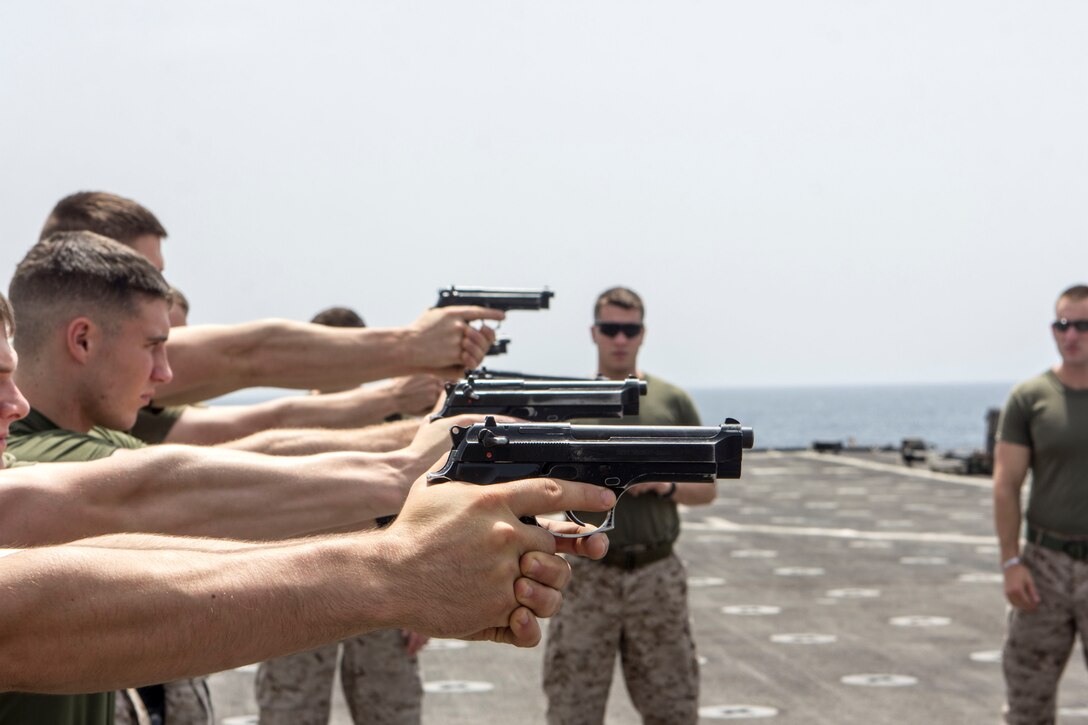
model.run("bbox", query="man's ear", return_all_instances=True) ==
[65,317,97,364]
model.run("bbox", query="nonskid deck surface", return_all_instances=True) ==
[209,451,1088,724]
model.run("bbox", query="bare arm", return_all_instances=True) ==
[0,477,615,693]
[625,481,717,505]
[0,445,420,546]
[163,376,444,446]
[213,419,421,456]
[993,440,1038,611]
[157,309,501,405]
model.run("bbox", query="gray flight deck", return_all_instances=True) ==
[208,451,1088,724]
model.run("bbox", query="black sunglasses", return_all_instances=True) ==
[596,322,643,338]
[1053,318,1088,333]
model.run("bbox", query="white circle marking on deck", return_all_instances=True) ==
[826,588,881,599]
[970,650,1002,663]
[1058,707,1088,716]
[770,633,837,645]
[689,576,727,587]
[722,605,782,616]
[423,680,495,694]
[900,556,948,565]
[890,615,951,627]
[774,567,825,576]
[958,572,1003,584]
[731,549,778,559]
[699,705,779,719]
[841,674,918,687]
[423,639,469,651]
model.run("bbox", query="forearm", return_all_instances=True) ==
[164,390,401,446]
[0,534,394,693]
[158,320,415,405]
[216,419,420,456]
[0,447,416,545]
[673,482,718,506]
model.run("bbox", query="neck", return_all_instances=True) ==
[1055,362,1088,391]
[598,365,640,381]
[15,362,96,433]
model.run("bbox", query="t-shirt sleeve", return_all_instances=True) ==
[998,388,1032,448]
[673,389,703,426]
[129,405,187,445]
[8,430,127,462]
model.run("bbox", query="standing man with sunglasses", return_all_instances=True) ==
[543,287,714,725]
[995,283,1088,724]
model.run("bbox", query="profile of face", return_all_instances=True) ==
[83,297,173,431]
[591,303,645,378]
[1053,295,1088,369]
[0,334,31,464]
[129,234,165,273]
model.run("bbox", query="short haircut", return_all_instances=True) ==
[170,286,191,315]
[9,231,172,356]
[593,286,645,321]
[1058,284,1088,306]
[310,306,366,328]
[40,191,168,247]
[0,293,14,339]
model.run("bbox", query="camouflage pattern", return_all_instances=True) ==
[257,629,422,725]
[1003,543,1088,724]
[543,554,699,725]
[114,679,213,725]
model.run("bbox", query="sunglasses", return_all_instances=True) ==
[596,322,643,338]
[1053,318,1088,333]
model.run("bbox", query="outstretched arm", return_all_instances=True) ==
[157,308,501,405]
[0,445,421,546]
[163,376,444,446]
[0,477,614,693]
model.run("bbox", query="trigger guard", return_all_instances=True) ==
[551,508,616,539]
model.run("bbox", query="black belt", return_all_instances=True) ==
[599,540,673,570]
[1027,526,1088,561]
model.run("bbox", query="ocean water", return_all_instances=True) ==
[215,381,1017,453]
[690,382,1016,452]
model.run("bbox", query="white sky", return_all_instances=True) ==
[2,1,1086,387]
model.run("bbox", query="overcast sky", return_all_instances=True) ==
[2,1,1085,387]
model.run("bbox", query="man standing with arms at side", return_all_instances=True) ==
[543,287,714,725]
[995,283,1088,724]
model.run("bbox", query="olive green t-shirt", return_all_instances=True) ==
[573,373,702,549]
[7,408,146,463]
[129,404,187,445]
[1,408,141,725]
[998,370,1088,536]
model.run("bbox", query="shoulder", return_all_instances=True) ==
[1006,371,1060,406]
[642,373,701,425]
[8,425,144,463]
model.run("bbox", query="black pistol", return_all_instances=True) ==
[434,286,554,357]
[431,375,647,422]
[428,416,754,537]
